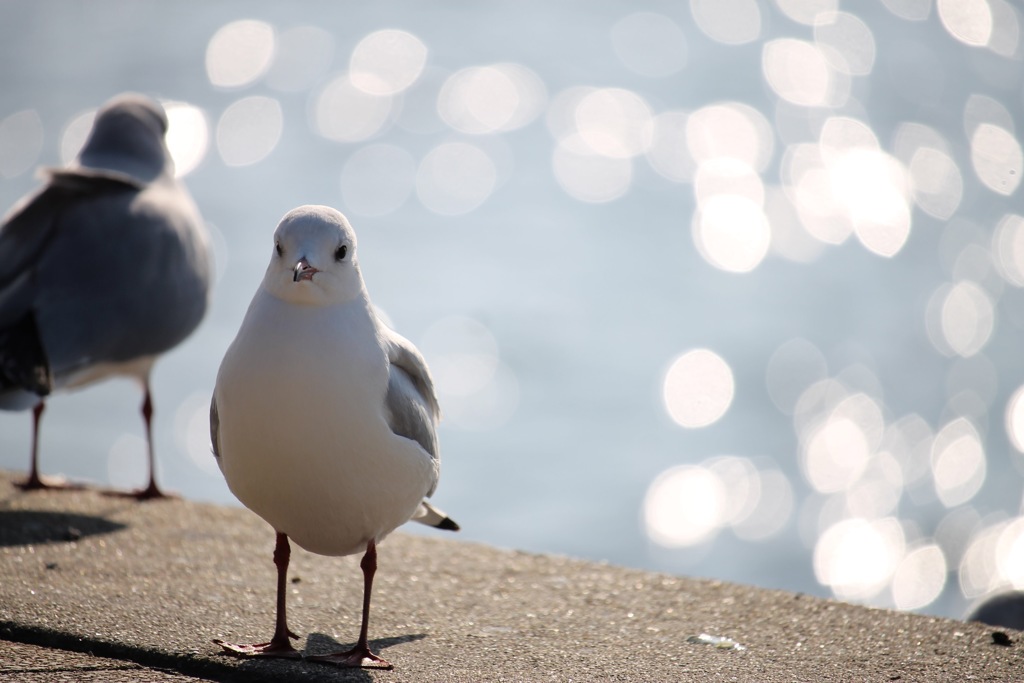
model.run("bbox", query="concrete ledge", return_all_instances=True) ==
[0,471,1021,682]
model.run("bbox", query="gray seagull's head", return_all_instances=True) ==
[74,93,172,184]
[263,205,364,306]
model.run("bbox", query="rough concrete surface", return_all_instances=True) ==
[0,471,1021,682]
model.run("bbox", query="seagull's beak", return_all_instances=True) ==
[293,257,319,282]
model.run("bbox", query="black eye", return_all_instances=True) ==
[275,242,283,257]
[335,245,348,261]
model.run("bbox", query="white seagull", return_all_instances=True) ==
[0,93,212,498]
[211,205,458,669]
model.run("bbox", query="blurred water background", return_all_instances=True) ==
[3,0,1024,621]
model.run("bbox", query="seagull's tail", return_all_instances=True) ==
[412,500,460,532]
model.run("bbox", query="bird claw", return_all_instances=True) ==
[212,638,303,659]
[307,647,393,670]
[102,483,178,501]
[131,482,178,501]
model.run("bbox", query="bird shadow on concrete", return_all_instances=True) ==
[222,633,427,681]
[304,631,427,677]
[0,510,126,547]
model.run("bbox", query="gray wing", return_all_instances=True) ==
[382,327,457,523]
[383,327,440,458]
[0,170,139,303]
[23,171,209,379]
[210,394,221,462]
[0,171,142,395]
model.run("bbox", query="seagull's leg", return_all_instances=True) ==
[307,539,393,669]
[16,403,47,490]
[134,382,168,499]
[214,532,302,658]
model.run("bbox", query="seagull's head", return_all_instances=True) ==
[76,93,171,184]
[263,205,364,306]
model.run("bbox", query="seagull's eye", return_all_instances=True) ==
[275,242,283,257]
[335,245,348,261]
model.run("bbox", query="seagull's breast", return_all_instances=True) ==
[214,292,436,556]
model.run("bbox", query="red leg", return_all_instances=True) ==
[16,402,86,492]
[133,384,171,499]
[214,532,301,658]
[307,539,393,669]
[16,403,47,489]
[16,403,47,490]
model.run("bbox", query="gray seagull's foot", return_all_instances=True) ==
[307,646,393,670]
[212,634,302,660]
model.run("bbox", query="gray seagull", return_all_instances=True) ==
[211,205,457,669]
[0,93,212,498]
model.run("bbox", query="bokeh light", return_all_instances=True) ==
[693,194,771,273]
[694,158,764,208]
[349,29,428,96]
[706,456,762,526]
[645,465,727,547]
[801,396,879,494]
[733,468,794,540]
[819,118,912,257]
[416,142,498,215]
[937,0,993,47]
[1005,385,1024,454]
[892,544,947,610]
[993,214,1024,285]
[163,101,209,178]
[908,146,963,220]
[691,0,762,45]
[971,123,1023,196]
[931,417,986,507]
[687,102,774,171]
[575,87,653,159]
[813,11,876,76]
[311,73,391,144]
[60,109,95,164]
[957,517,1024,598]
[846,452,904,519]
[216,96,283,167]
[774,0,837,25]
[206,19,276,89]
[960,521,1004,598]
[314,73,393,143]
[762,39,834,108]
[963,94,1014,139]
[937,280,995,358]
[879,0,932,21]
[662,349,735,428]
[814,517,905,600]
[997,518,1024,587]
[987,0,1021,57]
[552,140,633,203]
[439,64,546,135]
